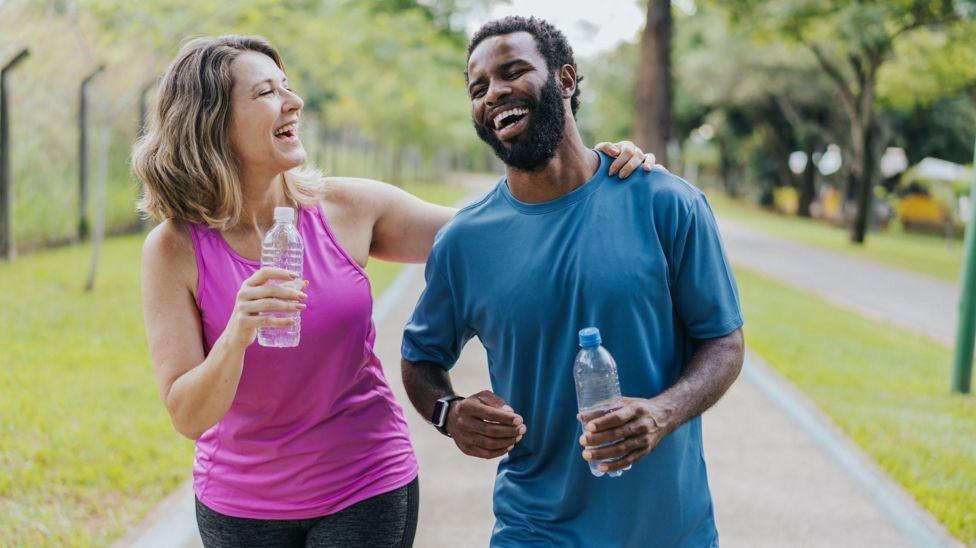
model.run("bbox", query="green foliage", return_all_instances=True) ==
[577,0,976,211]
[889,97,976,165]
[0,0,487,249]
[738,266,976,543]
[879,21,976,110]
[578,42,638,144]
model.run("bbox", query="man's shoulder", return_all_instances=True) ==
[607,169,712,236]
[433,183,504,243]
[628,168,705,208]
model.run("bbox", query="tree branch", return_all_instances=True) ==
[772,94,834,144]
[807,43,857,120]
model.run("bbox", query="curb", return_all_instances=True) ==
[743,350,962,548]
[111,482,196,548]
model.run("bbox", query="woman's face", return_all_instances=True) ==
[227,51,306,177]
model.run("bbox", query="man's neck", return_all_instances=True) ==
[505,123,600,204]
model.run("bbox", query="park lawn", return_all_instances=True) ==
[0,181,469,546]
[736,266,975,543]
[709,193,964,283]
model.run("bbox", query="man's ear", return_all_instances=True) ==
[558,64,577,99]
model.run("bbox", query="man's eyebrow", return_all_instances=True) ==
[465,58,532,91]
[499,58,531,72]
[466,74,484,91]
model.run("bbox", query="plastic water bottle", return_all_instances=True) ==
[574,327,629,478]
[257,206,303,348]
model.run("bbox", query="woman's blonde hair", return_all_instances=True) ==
[133,35,321,230]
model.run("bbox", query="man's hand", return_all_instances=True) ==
[578,397,673,473]
[447,390,526,459]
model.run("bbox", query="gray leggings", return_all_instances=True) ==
[195,477,419,548]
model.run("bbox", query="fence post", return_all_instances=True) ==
[136,78,157,230]
[138,78,157,137]
[952,137,976,394]
[0,48,30,262]
[78,64,105,241]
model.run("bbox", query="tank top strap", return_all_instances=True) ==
[185,221,226,308]
[300,202,369,280]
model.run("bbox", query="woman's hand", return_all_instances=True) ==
[594,141,664,178]
[224,267,308,349]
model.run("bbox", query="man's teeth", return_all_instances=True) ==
[493,108,528,130]
[274,123,297,136]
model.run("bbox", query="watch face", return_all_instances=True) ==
[434,400,448,427]
[433,397,462,434]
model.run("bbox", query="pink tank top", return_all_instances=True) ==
[187,204,418,519]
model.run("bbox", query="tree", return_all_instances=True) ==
[724,0,969,243]
[675,4,839,206]
[634,0,673,164]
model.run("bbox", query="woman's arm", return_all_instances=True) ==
[362,141,656,264]
[369,183,458,264]
[142,222,303,439]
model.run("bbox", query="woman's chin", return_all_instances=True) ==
[277,149,308,171]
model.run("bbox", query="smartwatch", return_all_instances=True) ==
[431,395,464,437]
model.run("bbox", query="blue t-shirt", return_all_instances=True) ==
[402,151,743,547]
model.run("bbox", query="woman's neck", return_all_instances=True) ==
[236,170,292,235]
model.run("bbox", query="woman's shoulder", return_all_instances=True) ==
[142,219,198,288]
[318,176,394,219]
[144,219,193,255]
[320,176,389,201]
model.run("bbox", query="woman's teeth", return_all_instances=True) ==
[274,122,298,137]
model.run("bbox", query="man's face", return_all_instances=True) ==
[466,32,568,171]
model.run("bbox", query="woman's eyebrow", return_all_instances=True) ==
[249,77,287,92]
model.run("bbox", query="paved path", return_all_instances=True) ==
[121,181,960,547]
[717,220,960,346]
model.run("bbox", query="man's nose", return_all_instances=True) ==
[485,82,511,107]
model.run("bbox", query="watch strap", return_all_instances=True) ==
[432,395,464,436]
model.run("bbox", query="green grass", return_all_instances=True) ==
[709,193,964,283]
[0,180,470,546]
[0,234,191,546]
[737,266,976,543]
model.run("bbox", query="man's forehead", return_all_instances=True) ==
[467,32,544,73]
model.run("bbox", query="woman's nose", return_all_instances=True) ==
[285,90,304,112]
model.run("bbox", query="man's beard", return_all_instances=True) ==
[473,75,566,172]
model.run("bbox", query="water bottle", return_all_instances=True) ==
[257,206,304,348]
[574,327,629,478]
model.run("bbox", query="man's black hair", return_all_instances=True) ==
[467,16,583,115]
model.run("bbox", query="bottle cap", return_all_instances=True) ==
[578,327,601,347]
[274,206,295,223]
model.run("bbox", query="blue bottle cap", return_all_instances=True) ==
[578,327,601,347]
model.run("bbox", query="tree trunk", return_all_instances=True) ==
[633,0,672,164]
[718,138,737,197]
[797,139,817,217]
[763,125,795,191]
[849,119,876,244]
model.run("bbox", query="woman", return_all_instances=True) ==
[134,35,653,547]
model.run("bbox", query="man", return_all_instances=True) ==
[401,16,744,547]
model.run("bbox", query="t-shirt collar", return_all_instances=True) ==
[499,150,610,214]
